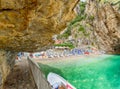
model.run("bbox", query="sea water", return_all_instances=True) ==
[38,55,120,89]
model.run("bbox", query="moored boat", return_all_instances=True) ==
[47,72,76,89]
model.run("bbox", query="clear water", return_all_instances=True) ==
[38,55,120,89]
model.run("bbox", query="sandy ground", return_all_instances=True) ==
[33,54,103,64]
[4,59,37,89]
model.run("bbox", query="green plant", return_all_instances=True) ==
[61,27,72,39]
[78,25,90,37]
[70,15,85,26]
[78,25,85,32]
[61,2,87,39]
[79,2,86,14]
[88,15,94,21]
[62,33,70,39]
[64,15,86,38]
[54,42,75,49]
[75,34,78,38]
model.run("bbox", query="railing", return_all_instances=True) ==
[28,57,51,89]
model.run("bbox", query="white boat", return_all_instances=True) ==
[47,72,76,89]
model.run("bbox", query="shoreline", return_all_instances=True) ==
[32,54,112,64]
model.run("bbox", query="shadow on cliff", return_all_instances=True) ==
[113,39,120,55]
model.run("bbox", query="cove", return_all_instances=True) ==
[38,55,120,89]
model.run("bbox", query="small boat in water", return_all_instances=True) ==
[47,72,76,89]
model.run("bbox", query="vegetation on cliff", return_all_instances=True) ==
[57,0,120,53]
[54,42,75,49]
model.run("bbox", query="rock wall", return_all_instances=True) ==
[28,58,51,89]
[61,0,120,53]
[0,0,79,52]
[85,0,120,53]
[0,0,79,88]
[0,50,16,89]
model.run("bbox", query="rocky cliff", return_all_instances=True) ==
[85,0,120,53]
[0,0,79,88]
[60,0,120,53]
[0,0,79,52]
[0,50,16,89]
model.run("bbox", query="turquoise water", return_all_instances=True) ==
[38,55,120,89]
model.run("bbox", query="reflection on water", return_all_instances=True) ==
[39,63,64,78]
[38,55,120,89]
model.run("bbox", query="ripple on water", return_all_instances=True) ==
[38,55,120,89]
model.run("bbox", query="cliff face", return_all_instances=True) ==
[85,0,120,53]
[0,50,16,89]
[62,0,120,53]
[0,0,79,52]
[0,0,79,88]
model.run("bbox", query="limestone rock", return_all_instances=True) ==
[0,50,16,88]
[67,0,120,53]
[0,1,79,88]
[0,0,79,52]
[85,0,120,53]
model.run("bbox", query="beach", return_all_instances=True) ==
[34,54,120,89]
[33,54,110,66]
